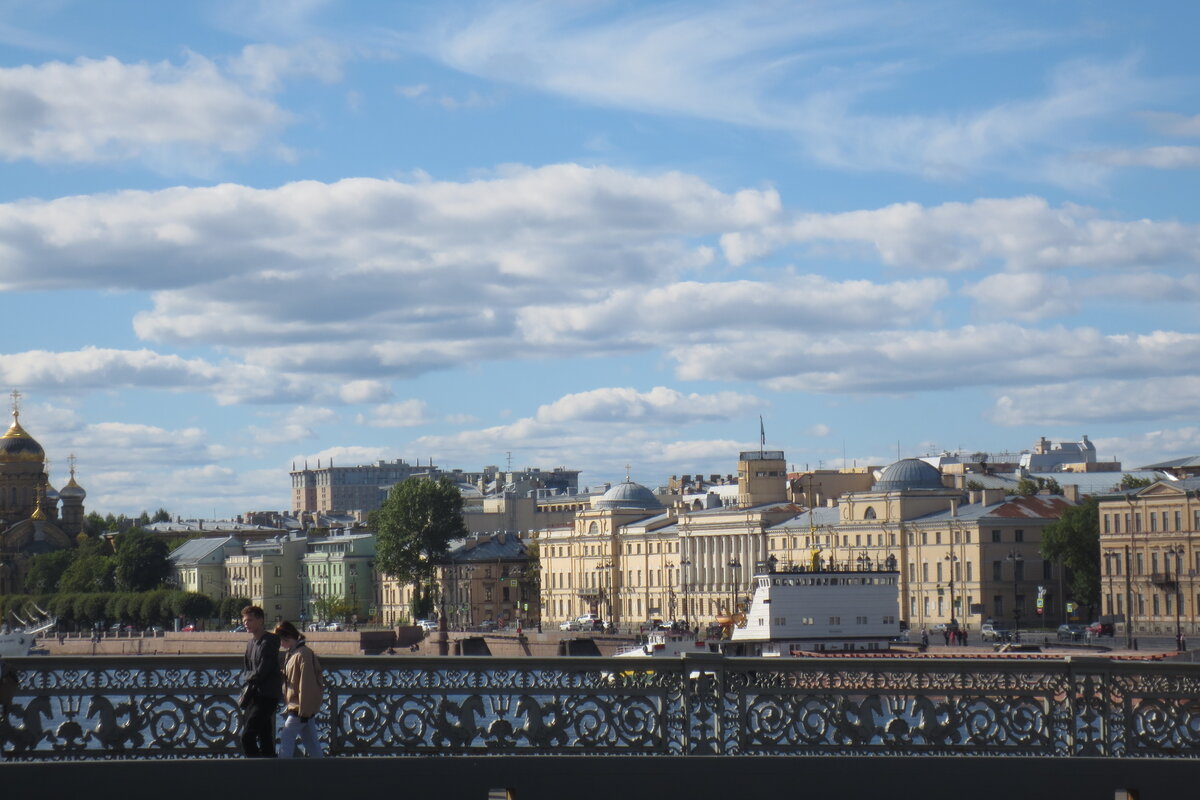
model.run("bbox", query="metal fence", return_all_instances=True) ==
[3,653,1199,760]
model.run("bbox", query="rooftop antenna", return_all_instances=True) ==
[759,415,765,458]
[506,451,512,471]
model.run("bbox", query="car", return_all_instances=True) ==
[325,622,344,631]
[478,619,497,632]
[229,624,247,633]
[416,619,439,633]
[1087,621,1114,637]
[146,626,164,635]
[181,624,196,632]
[981,623,1011,642]
[1057,623,1087,641]
[559,619,580,631]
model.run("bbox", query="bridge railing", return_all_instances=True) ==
[2,653,1198,760]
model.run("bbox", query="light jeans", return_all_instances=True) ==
[279,712,324,758]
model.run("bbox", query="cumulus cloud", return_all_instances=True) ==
[961,272,1077,321]
[357,399,431,428]
[0,55,292,167]
[248,405,337,445]
[990,377,1200,426]
[227,40,345,92]
[721,196,1200,273]
[1089,146,1200,169]
[671,325,1200,394]
[533,386,761,425]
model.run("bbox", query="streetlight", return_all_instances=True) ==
[856,552,873,572]
[1007,551,1024,642]
[597,562,613,627]
[944,553,959,629]
[664,561,676,622]
[727,559,741,615]
[680,557,692,630]
[1166,545,1185,651]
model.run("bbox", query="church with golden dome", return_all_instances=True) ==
[0,391,85,594]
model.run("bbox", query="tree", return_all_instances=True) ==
[1040,497,1101,617]
[113,528,170,592]
[24,550,74,594]
[1120,473,1153,490]
[313,594,356,624]
[59,553,115,593]
[1016,477,1039,496]
[151,507,172,523]
[965,479,985,492]
[371,476,468,619]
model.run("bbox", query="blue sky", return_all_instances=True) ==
[3,1,1200,518]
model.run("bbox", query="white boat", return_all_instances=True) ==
[615,556,901,658]
[0,628,37,658]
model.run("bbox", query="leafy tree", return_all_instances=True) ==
[1017,475,1063,496]
[313,594,357,623]
[113,528,170,592]
[84,511,107,534]
[965,479,985,492]
[1119,473,1154,490]
[370,476,468,618]
[151,507,172,523]
[1041,497,1101,617]
[176,592,214,626]
[24,550,74,594]
[1016,477,1039,496]
[137,510,151,526]
[59,553,115,593]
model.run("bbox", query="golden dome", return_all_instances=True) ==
[0,409,46,464]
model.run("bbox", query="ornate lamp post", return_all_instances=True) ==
[680,557,692,630]
[1166,545,1185,650]
[944,553,959,628]
[727,559,741,615]
[1007,550,1023,641]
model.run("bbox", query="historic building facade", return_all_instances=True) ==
[1098,478,1200,641]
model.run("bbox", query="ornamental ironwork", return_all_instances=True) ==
[2,654,1200,760]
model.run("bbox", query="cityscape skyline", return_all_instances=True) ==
[2,2,1199,518]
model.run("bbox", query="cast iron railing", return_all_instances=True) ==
[2,654,1199,760]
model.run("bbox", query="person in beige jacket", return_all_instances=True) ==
[273,621,325,758]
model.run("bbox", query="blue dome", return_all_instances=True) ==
[874,459,944,492]
[594,480,663,511]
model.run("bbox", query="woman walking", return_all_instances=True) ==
[274,621,325,758]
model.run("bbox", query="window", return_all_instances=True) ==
[1104,515,1111,533]
[921,532,928,545]
[1015,530,1024,543]
[936,562,943,582]
[828,616,841,625]
[992,561,1002,581]
[936,531,942,545]
[1150,514,1157,532]
[992,530,1001,543]
[1014,560,1025,581]
[966,562,973,581]
[1152,552,1159,575]
[864,506,877,520]
[922,563,929,581]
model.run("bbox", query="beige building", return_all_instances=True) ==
[1098,477,1200,641]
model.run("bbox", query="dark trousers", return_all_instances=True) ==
[241,697,279,757]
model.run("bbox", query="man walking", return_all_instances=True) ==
[240,605,283,757]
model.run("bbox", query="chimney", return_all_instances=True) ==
[950,499,958,517]
[1065,484,1080,503]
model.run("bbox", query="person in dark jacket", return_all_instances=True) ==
[240,605,283,757]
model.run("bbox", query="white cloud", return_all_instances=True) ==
[357,399,430,428]
[1090,146,1200,169]
[0,55,292,166]
[420,4,1156,181]
[672,325,1200,394]
[961,272,1077,321]
[723,196,1200,274]
[248,405,337,445]
[534,386,761,425]
[1093,427,1200,472]
[227,40,345,92]
[1141,112,1200,138]
[990,377,1200,427]
[397,83,429,98]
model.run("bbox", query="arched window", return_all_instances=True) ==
[588,521,599,534]
[863,506,877,520]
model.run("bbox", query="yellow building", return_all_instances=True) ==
[1098,478,1200,642]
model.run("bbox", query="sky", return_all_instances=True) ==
[2,1,1200,519]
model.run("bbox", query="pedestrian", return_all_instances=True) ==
[239,605,283,757]
[961,629,968,647]
[274,621,325,759]
[943,629,950,646]
[921,628,929,648]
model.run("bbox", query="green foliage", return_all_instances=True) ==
[965,479,985,492]
[370,476,468,603]
[1017,475,1063,496]
[59,552,116,593]
[1119,473,1154,490]
[176,592,214,624]
[113,528,170,592]
[151,507,172,523]
[218,596,250,622]
[1016,477,1039,496]
[1041,497,1101,615]
[24,550,74,594]
[313,594,357,623]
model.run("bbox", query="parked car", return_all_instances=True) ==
[1057,623,1087,641]
[981,623,1011,642]
[479,619,497,632]
[416,619,439,633]
[1087,621,1114,637]
[575,613,599,627]
[559,619,580,631]
[324,622,344,631]
[181,624,196,632]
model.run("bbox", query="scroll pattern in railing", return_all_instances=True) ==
[2,655,1199,760]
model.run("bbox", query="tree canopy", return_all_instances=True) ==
[371,476,467,616]
[1119,473,1153,490]
[113,528,170,592]
[1040,497,1101,616]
